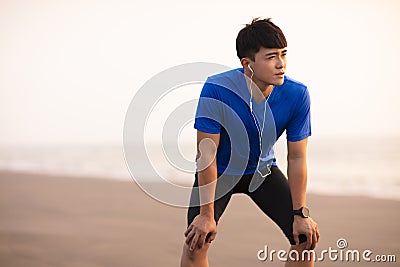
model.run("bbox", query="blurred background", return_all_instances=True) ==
[1,1,400,266]
[1,0,399,198]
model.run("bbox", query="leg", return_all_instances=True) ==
[285,243,314,267]
[180,174,233,267]
[180,242,211,267]
[248,167,313,266]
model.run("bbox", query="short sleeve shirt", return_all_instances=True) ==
[194,68,311,175]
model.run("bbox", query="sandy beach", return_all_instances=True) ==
[0,171,399,267]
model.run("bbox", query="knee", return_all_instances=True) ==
[288,243,315,262]
[290,242,308,252]
[182,242,210,261]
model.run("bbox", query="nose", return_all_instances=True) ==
[276,56,285,69]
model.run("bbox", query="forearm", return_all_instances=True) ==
[287,157,307,210]
[197,161,217,217]
[195,130,219,218]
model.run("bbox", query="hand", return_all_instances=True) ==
[293,216,320,250]
[184,214,217,251]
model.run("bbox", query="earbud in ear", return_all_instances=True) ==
[248,65,254,73]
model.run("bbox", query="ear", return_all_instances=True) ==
[240,58,251,69]
[240,58,254,74]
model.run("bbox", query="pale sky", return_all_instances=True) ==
[1,0,399,146]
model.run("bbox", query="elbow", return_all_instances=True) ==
[287,152,306,162]
[196,139,218,171]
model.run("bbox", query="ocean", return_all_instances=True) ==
[0,136,399,201]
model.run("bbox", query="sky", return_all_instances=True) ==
[1,0,399,146]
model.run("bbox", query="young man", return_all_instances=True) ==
[181,18,320,267]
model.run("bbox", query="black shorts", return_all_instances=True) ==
[187,166,305,245]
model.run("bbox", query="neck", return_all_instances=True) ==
[261,85,274,98]
[245,73,274,103]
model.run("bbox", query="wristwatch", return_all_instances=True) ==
[293,207,310,218]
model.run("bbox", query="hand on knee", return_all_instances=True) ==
[287,243,315,263]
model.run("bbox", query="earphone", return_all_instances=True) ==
[248,64,254,113]
[247,64,273,181]
[248,64,254,73]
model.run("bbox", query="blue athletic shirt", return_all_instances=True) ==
[194,68,311,176]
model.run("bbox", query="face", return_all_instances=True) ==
[247,47,287,88]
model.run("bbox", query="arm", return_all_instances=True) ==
[287,138,308,210]
[196,130,219,216]
[184,130,220,251]
[287,138,319,249]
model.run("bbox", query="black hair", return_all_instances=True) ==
[236,18,287,61]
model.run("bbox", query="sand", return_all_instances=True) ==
[0,171,399,267]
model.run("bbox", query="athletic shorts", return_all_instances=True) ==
[187,166,306,245]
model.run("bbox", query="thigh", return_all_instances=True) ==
[187,174,233,227]
[248,167,297,245]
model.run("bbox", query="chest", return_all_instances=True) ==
[220,91,293,139]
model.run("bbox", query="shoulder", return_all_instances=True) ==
[207,68,244,83]
[273,76,310,114]
[276,76,310,105]
[203,68,245,98]
[280,76,308,95]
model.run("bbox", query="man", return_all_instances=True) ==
[180,18,320,267]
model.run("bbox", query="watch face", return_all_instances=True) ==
[302,207,310,217]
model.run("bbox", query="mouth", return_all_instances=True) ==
[275,72,285,77]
